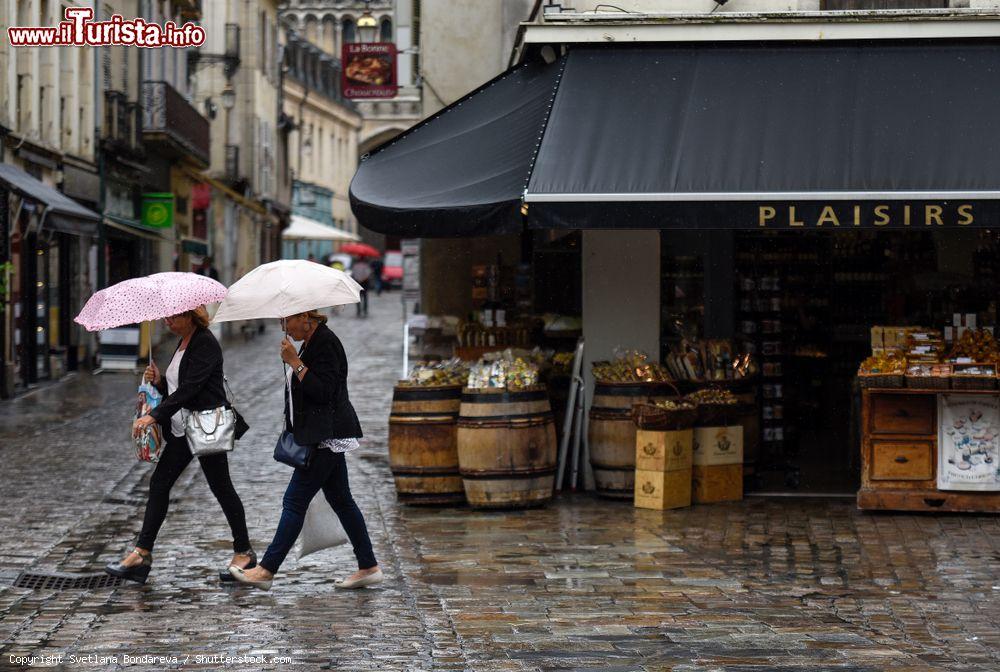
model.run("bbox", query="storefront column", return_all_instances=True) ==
[581,230,660,383]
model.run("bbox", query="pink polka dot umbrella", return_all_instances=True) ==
[74,272,228,332]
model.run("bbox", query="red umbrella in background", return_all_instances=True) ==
[340,242,380,258]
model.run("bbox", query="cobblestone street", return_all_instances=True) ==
[1,294,999,671]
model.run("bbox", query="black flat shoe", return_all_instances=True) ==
[219,548,257,583]
[104,549,152,584]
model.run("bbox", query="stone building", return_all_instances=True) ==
[280,1,421,249]
[187,0,292,333]
[280,32,363,260]
[0,0,102,394]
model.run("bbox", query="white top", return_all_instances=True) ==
[165,348,186,438]
[285,366,359,453]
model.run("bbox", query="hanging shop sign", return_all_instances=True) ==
[938,394,1000,491]
[141,193,174,229]
[341,43,398,99]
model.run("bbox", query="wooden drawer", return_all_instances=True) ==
[871,441,933,481]
[871,394,935,435]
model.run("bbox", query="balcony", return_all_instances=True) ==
[103,90,143,158]
[142,81,210,168]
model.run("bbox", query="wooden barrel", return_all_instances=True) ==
[456,386,557,509]
[388,384,466,505]
[588,382,678,499]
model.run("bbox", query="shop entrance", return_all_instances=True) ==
[663,229,995,495]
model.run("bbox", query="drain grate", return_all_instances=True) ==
[13,572,123,591]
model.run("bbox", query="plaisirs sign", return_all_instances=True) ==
[757,202,978,229]
[341,43,398,99]
[141,193,174,229]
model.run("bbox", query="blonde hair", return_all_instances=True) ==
[303,310,328,325]
[183,306,211,329]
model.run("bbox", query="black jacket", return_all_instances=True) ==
[285,323,362,445]
[150,327,227,425]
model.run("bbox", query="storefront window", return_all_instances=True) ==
[662,228,998,494]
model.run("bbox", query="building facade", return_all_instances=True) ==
[280,32,363,260]
[281,1,421,250]
[0,0,101,395]
[187,0,291,336]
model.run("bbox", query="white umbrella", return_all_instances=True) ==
[212,259,363,323]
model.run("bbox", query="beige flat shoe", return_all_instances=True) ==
[334,568,384,589]
[228,566,272,591]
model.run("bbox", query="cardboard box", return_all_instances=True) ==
[635,429,693,472]
[634,468,692,510]
[692,464,743,503]
[692,426,743,466]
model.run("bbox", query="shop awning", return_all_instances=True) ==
[283,214,361,241]
[0,163,100,236]
[350,59,565,237]
[351,41,1000,235]
[104,215,169,241]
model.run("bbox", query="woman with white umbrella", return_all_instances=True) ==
[214,261,382,591]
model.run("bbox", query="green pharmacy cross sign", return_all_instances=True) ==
[141,193,174,229]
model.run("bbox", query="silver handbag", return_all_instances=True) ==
[184,406,236,457]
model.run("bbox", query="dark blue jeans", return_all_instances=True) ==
[260,449,377,573]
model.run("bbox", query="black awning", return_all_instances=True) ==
[351,41,1000,236]
[349,59,564,237]
[0,163,100,236]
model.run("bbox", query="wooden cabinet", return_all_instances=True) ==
[870,441,933,481]
[870,395,935,435]
[858,389,1000,513]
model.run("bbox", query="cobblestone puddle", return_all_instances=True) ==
[1,295,999,670]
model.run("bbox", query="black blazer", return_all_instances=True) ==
[150,327,227,425]
[285,323,362,445]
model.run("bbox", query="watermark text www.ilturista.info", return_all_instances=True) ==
[8,653,293,667]
[8,7,205,48]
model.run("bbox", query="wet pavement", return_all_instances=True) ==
[1,294,1000,671]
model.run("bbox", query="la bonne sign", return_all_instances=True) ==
[758,203,976,228]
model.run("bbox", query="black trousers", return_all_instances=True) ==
[137,432,251,553]
[260,449,377,574]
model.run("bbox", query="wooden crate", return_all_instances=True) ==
[635,429,693,472]
[692,464,743,503]
[634,468,691,510]
[692,425,744,466]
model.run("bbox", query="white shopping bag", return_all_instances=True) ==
[297,493,348,559]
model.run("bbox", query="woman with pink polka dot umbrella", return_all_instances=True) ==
[76,273,256,585]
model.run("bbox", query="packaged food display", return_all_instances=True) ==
[904,329,945,363]
[592,349,672,383]
[551,351,575,376]
[466,354,540,390]
[905,363,952,390]
[948,328,1000,363]
[859,353,907,375]
[685,388,739,406]
[654,399,697,411]
[402,358,470,387]
[664,339,756,382]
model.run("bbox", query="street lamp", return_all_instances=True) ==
[220,85,236,110]
[357,1,378,43]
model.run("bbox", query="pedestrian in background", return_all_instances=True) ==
[105,307,255,584]
[351,258,372,317]
[197,256,220,282]
[229,310,381,591]
[371,256,384,296]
